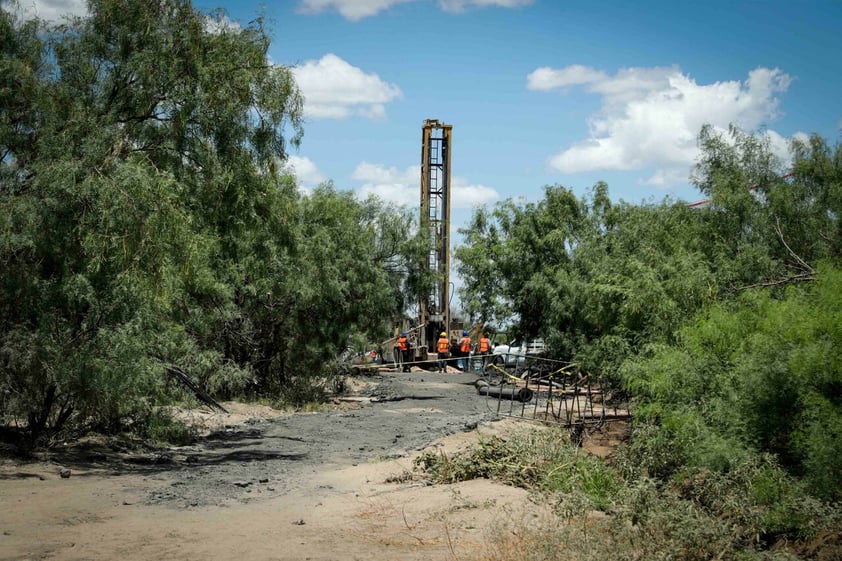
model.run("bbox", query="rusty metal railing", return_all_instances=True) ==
[476,357,629,429]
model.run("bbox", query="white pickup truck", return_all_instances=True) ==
[490,339,546,367]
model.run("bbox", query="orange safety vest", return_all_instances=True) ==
[397,336,409,351]
[437,337,449,353]
[479,337,490,353]
[460,337,472,353]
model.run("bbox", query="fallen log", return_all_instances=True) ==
[165,365,229,413]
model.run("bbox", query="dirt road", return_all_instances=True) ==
[0,370,546,561]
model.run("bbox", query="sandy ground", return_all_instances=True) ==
[0,369,623,561]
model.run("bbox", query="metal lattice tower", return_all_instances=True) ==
[419,119,452,351]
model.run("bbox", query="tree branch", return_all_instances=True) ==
[736,272,816,291]
[774,217,815,275]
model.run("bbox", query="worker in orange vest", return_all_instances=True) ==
[437,331,450,373]
[458,330,472,371]
[397,331,411,372]
[478,332,492,369]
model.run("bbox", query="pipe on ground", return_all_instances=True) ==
[475,379,533,403]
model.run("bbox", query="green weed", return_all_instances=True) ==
[143,410,195,446]
[414,427,620,511]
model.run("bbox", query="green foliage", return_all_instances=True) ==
[456,181,720,372]
[142,409,195,446]
[457,128,842,368]
[672,456,839,546]
[0,1,421,444]
[603,480,739,561]
[614,421,689,481]
[454,127,842,557]
[621,265,842,500]
[414,428,619,511]
[415,426,841,560]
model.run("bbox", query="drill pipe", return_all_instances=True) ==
[475,379,533,403]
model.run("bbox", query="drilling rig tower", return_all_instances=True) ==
[419,119,452,352]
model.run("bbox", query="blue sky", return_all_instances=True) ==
[7,0,842,251]
[217,1,840,213]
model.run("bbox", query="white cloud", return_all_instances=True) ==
[5,1,243,33]
[297,0,414,21]
[531,64,805,187]
[353,161,417,185]
[438,0,533,13]
[297,0,532,20]
[640,167,693,188]
[588,66,683,110]
[353,162,419,206]
[764,129,809,164]
[451,177,501,208]
[3,0,86,22]
[203,13,241,34]
[292,54,402,120]
[285,155,326,187]
[352,162,499,208]
[527,64,608,91]
[283,155,329,197]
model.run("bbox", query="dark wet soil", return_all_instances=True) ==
[25,370,495,509]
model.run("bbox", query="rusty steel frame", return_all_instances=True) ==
[478,358,629,430]
[419,119,452,353]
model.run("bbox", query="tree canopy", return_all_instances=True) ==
[1,0,424,444]
[456,127,842,500]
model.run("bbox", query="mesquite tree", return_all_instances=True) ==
[0,1,421,444]
[455,126,842,499]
